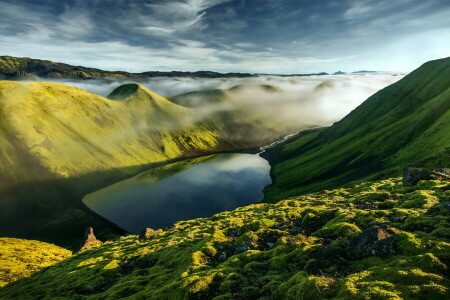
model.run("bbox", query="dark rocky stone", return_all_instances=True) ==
[218,252,227,262]
[403,167,450,186]
[358,203,379,210]
[235,242,251,254]
[80,227,102,250]
[347,225,398,259]
[139,228,156,240]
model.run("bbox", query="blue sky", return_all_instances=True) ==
[0,0,449,73]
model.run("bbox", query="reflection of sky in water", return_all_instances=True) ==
[83,154,271,233]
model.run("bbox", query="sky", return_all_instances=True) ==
[0,0,449,73]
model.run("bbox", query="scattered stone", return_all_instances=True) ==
[347,225,398,259]
[139,228,156,240]
[403,167,450,186]
[218,252,227,262]
[266,242,275,249]
[235,242,251,254]
[359,204,379,210]
[80,227,102,250]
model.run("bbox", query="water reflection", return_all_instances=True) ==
[83,153,271,233]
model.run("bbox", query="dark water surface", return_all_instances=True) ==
[83,153,271,233]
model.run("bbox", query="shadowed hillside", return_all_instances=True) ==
[263,56,450,201]
[0,81,265,248]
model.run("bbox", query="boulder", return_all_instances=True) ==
[403,167,450,186]
[347,225,398,259]
[139,228,156,240]
[80,227,102,250]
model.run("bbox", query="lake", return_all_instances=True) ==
[83,153,272,233]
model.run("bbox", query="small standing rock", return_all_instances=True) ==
[139,228,156,240]
[80,227,102,250]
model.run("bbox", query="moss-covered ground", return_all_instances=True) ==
[0,238,71,288]
[1,177,449,299]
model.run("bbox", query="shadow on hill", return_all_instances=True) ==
[0,144,266,250]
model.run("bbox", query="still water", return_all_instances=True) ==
[83,153,271,233]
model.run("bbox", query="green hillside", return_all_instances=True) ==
[1,177,449,299]
[0,238,71,287]
[0,81,233,248]
[263,57,450,201]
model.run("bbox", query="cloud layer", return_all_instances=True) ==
[42,74,403,131]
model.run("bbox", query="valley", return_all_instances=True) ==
[0,57,448,299]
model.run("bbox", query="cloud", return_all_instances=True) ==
[0,0,448,73]
[40,74,403,137]
[135,0,230,37]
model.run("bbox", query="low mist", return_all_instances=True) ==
[42,74,402,128]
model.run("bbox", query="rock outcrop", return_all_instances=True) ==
[347,225,398,259]
[139,228,156,240]
[403,167,450,186]
[80,227,102,250]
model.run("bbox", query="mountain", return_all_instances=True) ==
[1,58,449,299]
[333,71,346,75]
[0,81,266,248]
[0,56,254,80]
[263,57,450,201]
[1,176,449,299]
[351,70,378,74]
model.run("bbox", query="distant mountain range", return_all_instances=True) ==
[0,56,394,80]
[0,56,254,80]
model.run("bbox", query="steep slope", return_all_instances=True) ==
[0,81,229,248]
[263,57,450,201]
[0,238,71,287]
[1,177,449,298]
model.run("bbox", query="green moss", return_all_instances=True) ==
[0,238,71,287]
[1,177,449,299]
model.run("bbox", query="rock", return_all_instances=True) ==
[80,227,102,250]
[358,204,379,210]
[403,167,450,186]
[235,242,251,254]
[347,225,398,259]
[218,252,227,262]
[403,167,432,186]
[139,228,156,240]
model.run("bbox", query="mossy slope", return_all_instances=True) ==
[0,238,71,288]
[264,56,450,201]
[1,178,449,299]
[0,81,229,248]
